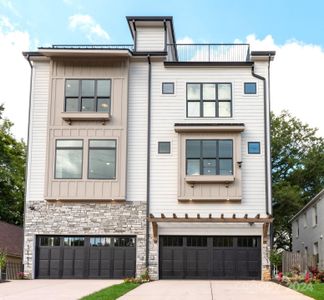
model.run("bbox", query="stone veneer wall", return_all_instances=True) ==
[24,200,147,278]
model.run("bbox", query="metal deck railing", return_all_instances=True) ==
[167,44,250,62]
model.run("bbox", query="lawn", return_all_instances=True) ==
[80,282,140,300]
[296,283,324,300]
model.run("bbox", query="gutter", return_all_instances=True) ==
[22,55,33,273]
[145,55,152,269]
[251,64,270,216]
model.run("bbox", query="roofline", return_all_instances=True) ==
[251,51,276,56]
[126,16,177,45]
[289,189,324,222]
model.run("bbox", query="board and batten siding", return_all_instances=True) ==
[136,26,165,52]
[26,60,50,202]
[148,61,268,216]
[127,60,148,201]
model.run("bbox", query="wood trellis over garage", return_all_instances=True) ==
[148,214,273,243]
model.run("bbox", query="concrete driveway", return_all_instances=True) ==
[0,279,122,300]
[119,280,313,300]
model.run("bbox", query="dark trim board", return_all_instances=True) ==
[159,235,261,280]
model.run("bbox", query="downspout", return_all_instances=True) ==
[22,55,33,273]
[251,65,270,216]
[145,55,152,269]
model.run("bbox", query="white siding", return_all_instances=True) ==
[149,61,268,216]
[136,26,165,52]
[292,194,324,269]
[26,61,50,202]
[127,60,148,201]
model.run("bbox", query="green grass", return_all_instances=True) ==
[296,283,324,300]
[80,282,140,300]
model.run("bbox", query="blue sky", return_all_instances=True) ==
[0,0,324,139]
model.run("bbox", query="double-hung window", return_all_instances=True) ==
[65,79,111,113]
[88,140,116,179]
[55,140,83,179]
[186,139,233,176]
[187,83,232,118]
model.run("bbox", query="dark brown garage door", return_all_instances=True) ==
[36,236,136,279]
[159,236,261,280]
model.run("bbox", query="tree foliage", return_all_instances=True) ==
[271,111,324,250]
[0,104,26,225]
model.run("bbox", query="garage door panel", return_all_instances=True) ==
[36,236,135,279]
[160,236,261,280]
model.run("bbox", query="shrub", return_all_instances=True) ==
[124,269,151,284]
[316,271,324,283]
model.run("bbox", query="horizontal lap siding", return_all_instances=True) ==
[136,27,165,52]
[149,62,266,216]
[26,61,50,202]
[127,61,148,201]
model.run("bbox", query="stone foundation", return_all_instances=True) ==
[24,200,146,278]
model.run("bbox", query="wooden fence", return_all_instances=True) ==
[282,251,317,273]
[5,262,23,280]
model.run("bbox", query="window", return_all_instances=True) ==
[187,236,207,247]
[296,220,299,238]
[114,237,135,247]
[303,212,308,228]
[313,205,318,226]
[248,142,260,154]
[88,140,116,179]
[186,139,233,176]
[90,237,111,247]
[213,237,233,247]
[244,82,257,94]
[187,83,232,118]
[161,236,183,247]
[55,140,83,179]
[158,141,171,154]
[65,79,111,113]
[314,242,319,264]
[63,237,85,247]
[162,82,174,94]
[237,237,258,248]
[40,236,60,247]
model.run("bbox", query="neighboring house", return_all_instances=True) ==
[23,16,275,280]
[0,221,23,264]
[291,189,324,269]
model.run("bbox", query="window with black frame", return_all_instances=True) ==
[55,140,83,179]
[186,139,233,176]
[88,140,116,179]
[187,83,232,118]
[65,79,111,113]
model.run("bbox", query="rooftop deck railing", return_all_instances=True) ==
[47,43,250,62]
[50,44,134,50]
[167,44,250,62]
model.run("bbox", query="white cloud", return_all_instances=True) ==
[0,0,20,16]
[68,14,109,42]
[177,36,194,44]
[0,15,30,140]
[246,34,324,136]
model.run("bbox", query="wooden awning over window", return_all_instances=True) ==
[148,213,273,243]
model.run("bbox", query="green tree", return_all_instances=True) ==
[0,104,26,225]
[271,111,324,250]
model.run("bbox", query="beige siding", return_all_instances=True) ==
[136,26,165,52]
[26,60,50,202]
[149,61,267,216]
[127,60,148,201]
[45,58,129,201]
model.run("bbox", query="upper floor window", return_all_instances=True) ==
[187,83,232,118]
[296,220,299,238]
[186,139,233,176]
[162,82,174,94]
[65,79,111,113]
[303,212,308,228]
[244,82,256,94]
[88,140,116,179]
[55,140,83,179]
[313,205,318,226]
